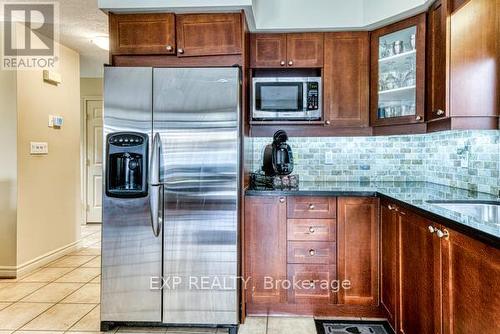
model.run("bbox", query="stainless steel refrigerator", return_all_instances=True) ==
[101,67,240,333]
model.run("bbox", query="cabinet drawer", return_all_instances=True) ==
[287,197,336,219]
[287,241,335,265]
[287,264,336,304]
[287,219,336,241]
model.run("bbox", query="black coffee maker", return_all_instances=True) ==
[262,130,294,176]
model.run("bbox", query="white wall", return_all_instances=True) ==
[363,0,431,27]
[99,0,432,30]
[253,0,364,31]
[16,42,81,266]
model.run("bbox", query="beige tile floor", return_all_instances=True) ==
[0,225,317,334]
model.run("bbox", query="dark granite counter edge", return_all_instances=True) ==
[245,189,500,248]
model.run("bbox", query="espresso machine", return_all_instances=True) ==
[251,130,298,190]
[262,130,294,176]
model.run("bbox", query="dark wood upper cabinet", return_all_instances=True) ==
[337,197,379,306]
[109,13,176,55]
[370,14,427,128]
[250,33,323,68]
[244,196,287,305]
[441,227,500,333]
[250,34,287,68]
[398,210,441,334]
[286,33,324,68]
[323,32,369,128]
[176,13,242,57]
[380,202,398,331]
[426,0,448,121]
[448,0,497,119]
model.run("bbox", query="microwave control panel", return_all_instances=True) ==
[306,82,319,110]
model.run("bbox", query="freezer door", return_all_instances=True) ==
[153,68,240,325]
[102,67,163,322]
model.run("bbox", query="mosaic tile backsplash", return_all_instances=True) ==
[250,130,500,196]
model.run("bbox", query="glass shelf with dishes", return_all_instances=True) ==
[377,26,417,119]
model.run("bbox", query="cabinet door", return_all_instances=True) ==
[250,34,287,68]
[244,196,287,304]
[286,33,324,68]
[380,202,398,330]
[323,32,369,128]
[398,211,441,334]
[370,14,426,127]
[109,13,176,55]
[449,0,497,118]
[337,197,379,305]
[426,0,448,121]
[176,13,242,57]
[441,227,500,333]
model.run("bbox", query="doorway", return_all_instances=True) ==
[84,98,103,223]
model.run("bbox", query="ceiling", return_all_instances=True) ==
[56,0,109,77]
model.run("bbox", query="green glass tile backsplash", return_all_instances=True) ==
[250,130,500,195]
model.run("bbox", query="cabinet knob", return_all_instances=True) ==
[309,249,316,256]
[279,197,286,203]
[280,60,286,66]
[436,109,445,116]
[308,203,315,210]
[288,60,293,66]
[436,229,449,239]
[165,45,173,52]
[388,204,395,210]
[428,225,436,234]
[308,226,315,233]
[416,115,422,121]
[324,120,331,125]
[178,48,184,54]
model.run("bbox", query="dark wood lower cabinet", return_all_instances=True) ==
[381,201,500,334]
[398,209,442,334]
[244,196,287,304]
[337,197,379,306]
[245,195,499,328]
[441,227,500,333]
[380,202,398,330]
[245,195,381,317]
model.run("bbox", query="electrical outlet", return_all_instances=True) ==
[325,151,334,165]
[30,142,49,155]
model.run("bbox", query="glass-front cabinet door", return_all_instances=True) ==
[370,14,426,127]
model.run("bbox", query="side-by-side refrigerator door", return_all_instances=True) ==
[153,68,240,325]
[102,67,163,323]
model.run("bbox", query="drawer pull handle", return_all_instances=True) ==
[304,280,315,288]
[308,226,315,233]
[279,197,285,203]
[309,249,316,256]
[308,204,315,210]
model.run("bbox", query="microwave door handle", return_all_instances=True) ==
[149,132,162,237]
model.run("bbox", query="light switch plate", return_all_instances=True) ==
[48,115,64,128]
[30,142,49,155]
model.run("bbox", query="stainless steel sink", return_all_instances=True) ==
[426,200,500,225]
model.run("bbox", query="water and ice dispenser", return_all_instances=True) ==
[105,132,148,198]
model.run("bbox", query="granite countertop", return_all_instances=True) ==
[246,181,500,243]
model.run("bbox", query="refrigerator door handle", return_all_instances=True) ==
[149,133,162,237]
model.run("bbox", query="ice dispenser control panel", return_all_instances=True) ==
[105,132,149,198]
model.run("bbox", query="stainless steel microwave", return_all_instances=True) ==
[251,77,322,121]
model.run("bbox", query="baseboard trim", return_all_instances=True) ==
[0,239,82,279]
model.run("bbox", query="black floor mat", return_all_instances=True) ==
[315,320,394,334]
